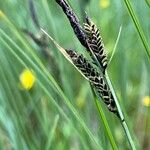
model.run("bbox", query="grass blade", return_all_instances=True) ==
[108,26,122,65]
[105,72,136,150]
[123,0,150,59]
[90,86,118,150]
[45,115,59,150]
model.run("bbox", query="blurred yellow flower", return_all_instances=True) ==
[142,96,150,107]
[0,10,4,18]
[76,98,85,109]
[99,0,110,9]
[19,69,36,90]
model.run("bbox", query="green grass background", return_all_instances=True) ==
[0,0,150,149]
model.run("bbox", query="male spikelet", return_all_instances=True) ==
[55,0,88,49]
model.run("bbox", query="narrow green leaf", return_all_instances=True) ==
[123,0,150,60]
[145,0,150,8]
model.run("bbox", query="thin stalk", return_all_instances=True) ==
[45,115,59,150]
[105,72,136,150]
[90,85,118,150]
[123,0,150,59]
[108,26,122,65]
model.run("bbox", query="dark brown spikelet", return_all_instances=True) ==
[67,50,118,116]
[55,0,88,49]
[84,16,108,73]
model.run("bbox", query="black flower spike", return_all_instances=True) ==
[84,15,108,73]
[55,0,108,73]
[55,0,88,49]
[67,50,119,117]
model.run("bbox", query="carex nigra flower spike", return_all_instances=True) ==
[67,50,119,117]
[55,0,88,49]
[84,16,108,73]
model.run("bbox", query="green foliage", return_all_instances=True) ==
[145,0,150,8]
[0,0,150,149]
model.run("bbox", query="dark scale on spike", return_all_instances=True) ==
[55,0,88,49]
[66,50,118,116]
[83,16,108,73]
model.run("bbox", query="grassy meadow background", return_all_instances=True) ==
[0,0,150,149]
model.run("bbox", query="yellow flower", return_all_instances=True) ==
[142,96,150,107]
[99,0,110,9]
[76,98,85,109]
[0,10,4,18]
[19,69,36,90]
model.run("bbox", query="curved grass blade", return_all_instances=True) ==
[108,26,122,65]
[123,0,150,60]
[45,115,59,150]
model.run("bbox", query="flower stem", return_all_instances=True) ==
[90,85,118,150]
[105,72,136,150]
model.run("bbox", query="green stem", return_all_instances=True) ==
[123,0,150,59]
[105,72,136,150]
[121,121,136,150]
[90,85,118,150]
